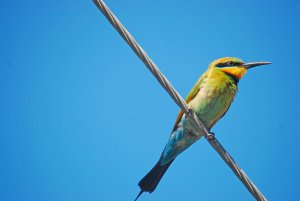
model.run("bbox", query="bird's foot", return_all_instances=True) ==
[207,132,215,141]
[188,108,194,116]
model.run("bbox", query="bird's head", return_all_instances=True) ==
[209,57,271,81]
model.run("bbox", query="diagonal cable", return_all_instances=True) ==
[92,1,267,200]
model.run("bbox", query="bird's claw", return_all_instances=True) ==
[188,108,194,116]
[207,132,215,140]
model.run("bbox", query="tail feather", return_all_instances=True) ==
[138,159,174,193]
[134,190,144,201]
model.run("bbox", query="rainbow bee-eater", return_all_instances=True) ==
[135,57,271,200]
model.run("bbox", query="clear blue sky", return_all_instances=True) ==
[1,1,300,201]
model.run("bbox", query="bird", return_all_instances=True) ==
[134,57,271,201]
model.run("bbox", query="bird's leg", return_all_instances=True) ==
[207,132,215,141]
[187,107,194,117]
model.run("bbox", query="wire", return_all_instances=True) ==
[92,1,267,200]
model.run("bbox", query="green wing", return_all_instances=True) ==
[172,73,207,131]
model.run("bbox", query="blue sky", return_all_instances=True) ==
[1,0,300,201]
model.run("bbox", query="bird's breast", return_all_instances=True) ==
[188,77,237,129]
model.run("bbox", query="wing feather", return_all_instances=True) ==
[172,74,207,131]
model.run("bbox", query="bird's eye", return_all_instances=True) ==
[227,61,234,66]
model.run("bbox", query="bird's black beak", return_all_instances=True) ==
[243,61,272,69]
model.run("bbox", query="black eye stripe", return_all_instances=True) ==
[216,62,242,68]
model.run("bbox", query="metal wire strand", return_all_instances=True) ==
[92,1,267,200]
